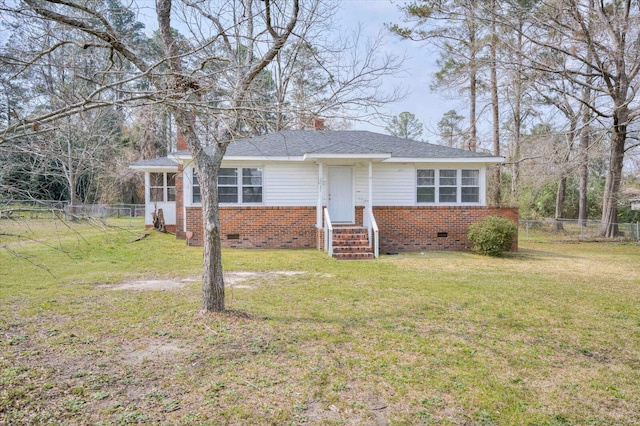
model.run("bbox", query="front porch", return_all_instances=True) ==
[317,205,519,257]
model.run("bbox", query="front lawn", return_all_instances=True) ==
[1,219,639,425]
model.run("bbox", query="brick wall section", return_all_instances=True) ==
[185,206,201,245]
[175,130,187,240]
[184,206,317,248]
[175,165,185,240]
[355,206,363,226]
[181,205,518,252]
[373,206,519,252]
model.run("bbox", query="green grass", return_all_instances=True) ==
[1,218,639,425]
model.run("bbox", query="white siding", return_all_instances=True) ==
[185,162,317,207]
[354,165,369,206]
[183,165,196,207]
[145,201,176,226]
[263,162,317,206]
[181,161,489,208]
[372,163,416,206]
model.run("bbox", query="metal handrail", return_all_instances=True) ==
[364,206,379,258]
[323,208,333,257]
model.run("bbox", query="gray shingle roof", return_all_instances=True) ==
[175,130,498,159]
[130,157,178,168]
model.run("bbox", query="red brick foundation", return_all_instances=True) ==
[181,205,518,252]
[184,206,317,248]
[373,206,519,252]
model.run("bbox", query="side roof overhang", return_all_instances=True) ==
[129,157,178,172]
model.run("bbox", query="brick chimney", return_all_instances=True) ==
[312,118,325,131]
[176,131,188,151]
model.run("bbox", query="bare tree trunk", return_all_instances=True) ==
[510,116,521,198]
[173,109,229,312]
[65,128,78,206]
[600,120,626,237]
[468,14,478,153]
[578,115,590,227]
[554,177,566,231]
[510,21,524,198]
[578,0,594,227]
[490,1,501,206]
[199,156,225,312]
[156,0,227,313]
[156,0,301,312]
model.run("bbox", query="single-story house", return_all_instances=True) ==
[131,124,518,259]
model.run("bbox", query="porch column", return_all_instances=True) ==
[316,162,323,228]
[368,161,373,211]
[144,172,151,226]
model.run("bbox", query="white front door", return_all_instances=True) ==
[328,167,354,223]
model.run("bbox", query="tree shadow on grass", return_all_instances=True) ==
[503,247,578,261]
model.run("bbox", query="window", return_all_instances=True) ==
[439,170,457,203]
[192,171,200,204]
[461,170,479,203]
[416,168,481,204]
[193,167,262,204]
[218,168,238,203]
[166,173,176,201]
[149,172,176,202]
[242,168,263,203]
[150,173,164,202]
[417,169,435,203]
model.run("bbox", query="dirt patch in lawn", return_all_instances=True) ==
[119,339,189,366]
[102,271,307,291]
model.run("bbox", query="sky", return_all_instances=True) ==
[335,0,458,140]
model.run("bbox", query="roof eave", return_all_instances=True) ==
[129,164,178,171]
[383,156,505,164]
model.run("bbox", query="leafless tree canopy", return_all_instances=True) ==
[0,0,405,312]
[391,0,640,233]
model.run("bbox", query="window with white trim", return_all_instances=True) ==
[149,172,176,202]
[192,171,200,204]
[192,167,263,204]
[416,168,481,204]
[241,168,263,203]
[218,168,238,203]
[439,169,457,202]
[417,169,435,203]
[461,170,480,202]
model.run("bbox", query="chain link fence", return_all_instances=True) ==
[0,200,145,227]
[520,218,640,242]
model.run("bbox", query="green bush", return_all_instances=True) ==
[467,216,517,256]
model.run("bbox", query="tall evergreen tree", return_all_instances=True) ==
[385,111,424,140]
